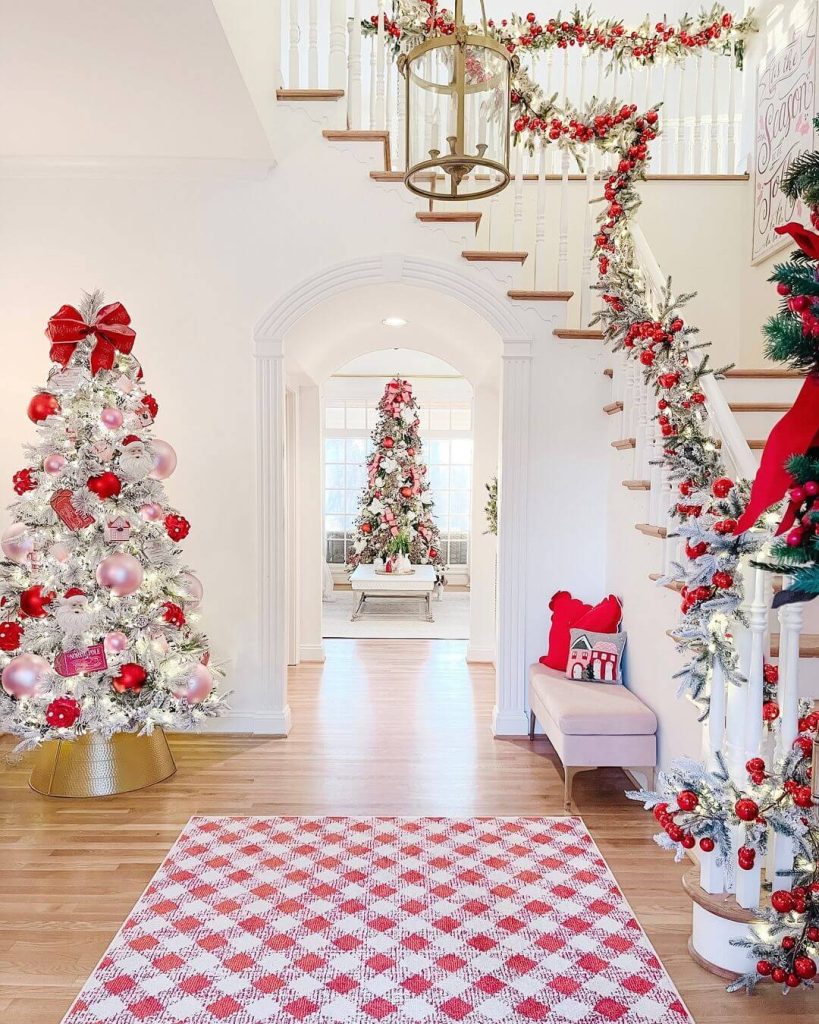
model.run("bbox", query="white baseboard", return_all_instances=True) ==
[200,706,292,736]
[466,644,495,664]
[491,708,531,738]
[299,642,326,663]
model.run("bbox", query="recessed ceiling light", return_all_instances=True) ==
[382,316,407,328]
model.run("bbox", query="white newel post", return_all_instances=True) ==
[253,336,292,735]
[494,340,532,737]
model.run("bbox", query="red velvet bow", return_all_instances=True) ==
[775,222,819,261]
[735,373,819,535]
[45,301,136,376]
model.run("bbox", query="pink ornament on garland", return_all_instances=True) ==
[2,653,50,698]
[43,453,66,475]
[172,663,213,703]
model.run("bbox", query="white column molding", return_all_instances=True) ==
[493,338,532,737]
[467,384,500,664]
[252,335,292,735]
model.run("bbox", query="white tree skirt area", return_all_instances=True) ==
[323,588,470,639]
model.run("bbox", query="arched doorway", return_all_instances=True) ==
[252,254,535,738]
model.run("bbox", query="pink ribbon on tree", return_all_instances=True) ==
[45,301,136,376]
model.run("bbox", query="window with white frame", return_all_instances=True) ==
[323,394,472,569]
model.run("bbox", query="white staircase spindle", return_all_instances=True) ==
[623,362,636,438]
[579,149,595,325]
[385,55,393,150]
[659,59,669,174]
[308,0,318,88]
[676,63,686,175]
[743,565,769,762]
[700,659,728,893]
[288,0,301,88]
[369,33,377,129]
[347,5,362,129]
[727,59,737,174]
[395,59,405,169]
[534,141,547,290]
[693,58,703,175]
[329,0,347,92]
[634,381,647,480]
[512,142,524,254]
[709,54,720,174]
[558,48,570,293]
[375,1,386,130]
[771,578,802,888]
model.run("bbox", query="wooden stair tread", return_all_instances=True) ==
[723,369,804,379]
[554,328,604,340]
[508,290,573,301]
[682,868,756,925]
[277,88,344,100]
[748,440,766,450]
[603,368,613,379]
[611,438,636,450]
[416,212,481,226]
[649,572,683,592]
[771,634,819,658]
[729,402,791,412]
[623,479,650,490]
[603,401,624,415]
[462,250,528,263]
[323,130,391,171]
[636,523,667,538]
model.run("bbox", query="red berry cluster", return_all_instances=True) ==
[161,601,186,628]
[781,288,819,338]
[369,11,402,37]
[12,468,37,495]
[622,313,684,365]
[165,514,191,542]
[756,883,819,987]
[762,663,779,722]
[784,480,819,548]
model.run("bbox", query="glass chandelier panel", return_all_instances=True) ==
[403,11,511,201]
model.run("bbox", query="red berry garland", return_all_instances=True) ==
[45,695,81,728]
[165,514,190,542]
[161,601,186,627]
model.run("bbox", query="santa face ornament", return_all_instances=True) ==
[118,435,152,482]
[54,589,96,636]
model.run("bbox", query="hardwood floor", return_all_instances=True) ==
[0,639,808,1022]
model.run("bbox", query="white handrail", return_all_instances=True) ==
[631,224,757,482]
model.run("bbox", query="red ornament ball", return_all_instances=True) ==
[782,935,796,950]
[652,802,669,821]
[161,601,186,628]
[735,798,759,822]
[771,967,787,984]
[793,735,814,759]
[746,756,766,775]
[361,522,372,534]
[699,837,715,853]
[786,529,804,547]
[13,469,37,495]
[771,890,794,914]
[165,514,191,542]
[681,834,695,849]
[763,664,779,685]
[762,700,780,722]
[685,541,708,560]
[639,349,655,366]
[714,518,737,535]
[45,695,81,729]
[400,486,413,499]
[20,585,55,618]
[0,620,23,652]
[711,477,733,498]
[407,447,415,456]
[677,790,698,811]
[678,481,694,497]
[428,548,438,559]
[383,437,394,449]
[794,785,814,808]
[87,471,122,500]
[776,282,790,297]
[112,662,147,694]
[757,960,772,976]
[712,571,733,589]
[27,392,60,423]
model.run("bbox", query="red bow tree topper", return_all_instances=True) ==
[45,301,136,376]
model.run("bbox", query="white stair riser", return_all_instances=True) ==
[718,377,802,404]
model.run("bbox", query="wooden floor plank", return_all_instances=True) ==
[0,638,808,1020]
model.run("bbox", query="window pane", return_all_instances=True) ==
[346,405,366,430]
[347,464,366,489]
[428,465,449,491]
[325,463,344,489]
[347,438,367,463]
[325,490,344,513]
[450,464,470,489]
[325,405,345,429]
[327,538,345,563]
[450,514,469,532]
[449,540,468,564]
[345,490,360,514]
[450,490,470,515]
[433,492,450,514]
[366,408,378,429]
[451,407,471,430]
[451,439,472,463]
[418,409,430,430]
[325,514,344,533]
[325,438,345,463]
[429,408,450,431]
[427,440,449,464]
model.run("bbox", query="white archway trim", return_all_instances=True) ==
[252,254,535,737]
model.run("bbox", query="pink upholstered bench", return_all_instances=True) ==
[528,662,657,809]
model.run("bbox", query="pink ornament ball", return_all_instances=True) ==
[104,630,129,654]
[43,453,66,476]
[2,653,50,698]
[2,523,35,564]
[139,502,163,522]
[149,439,177,480]
[49,541,72,563]
[100,407,124,430]
[96,553,144,597]
[172,663,213,703]
[179,572,203,609]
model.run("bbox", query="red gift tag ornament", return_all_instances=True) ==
[51,489,94,531]
[55,642,108,677]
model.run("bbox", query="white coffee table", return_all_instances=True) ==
[349,564,436,622]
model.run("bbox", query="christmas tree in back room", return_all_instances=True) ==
[347,377,446,580]
[0,291,224,754]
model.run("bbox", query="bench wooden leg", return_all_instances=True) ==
[528,710,536,741]
[628,766,655,791]
[563,765,596,812]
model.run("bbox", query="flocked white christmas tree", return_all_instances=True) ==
[0,292,224,749]
[347,378,446,580]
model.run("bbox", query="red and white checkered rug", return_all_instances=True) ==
[63,816,692,1023]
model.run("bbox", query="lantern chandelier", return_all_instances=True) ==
[399,0,514,201]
